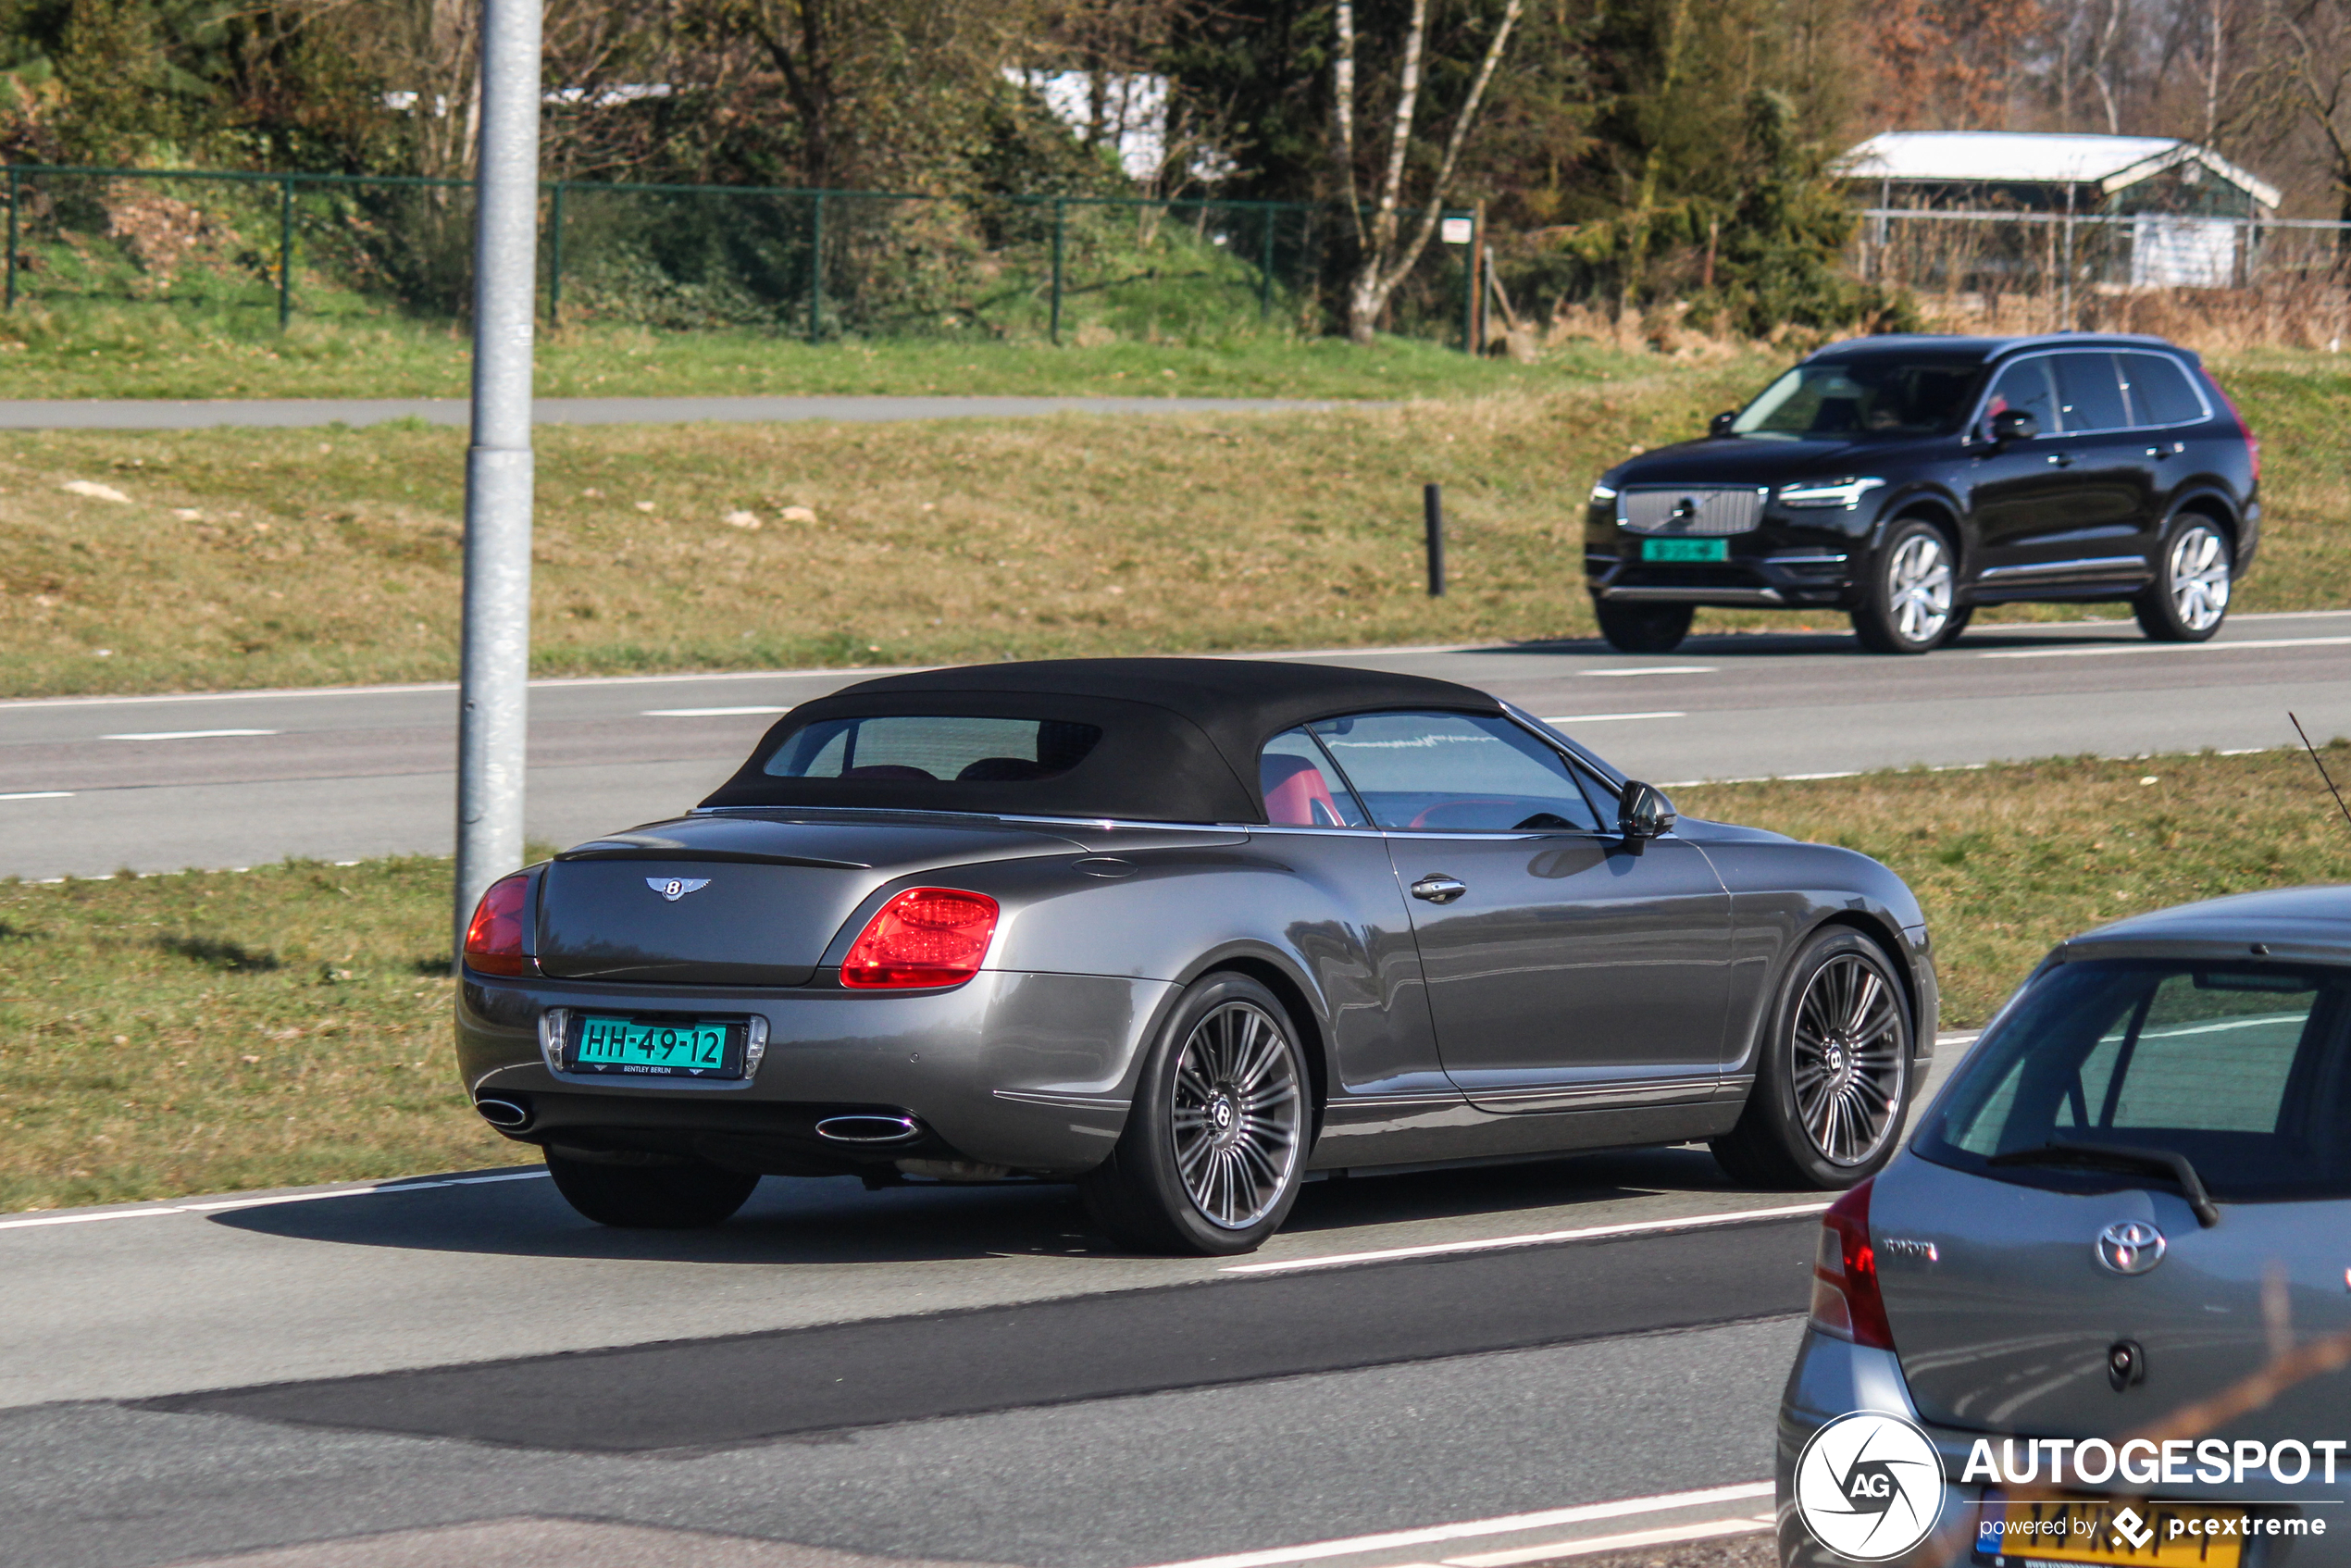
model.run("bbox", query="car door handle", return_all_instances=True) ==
[1411,875,1467,903]
[2046,453,2074,467]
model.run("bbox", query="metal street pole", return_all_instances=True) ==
[454,0,543,962]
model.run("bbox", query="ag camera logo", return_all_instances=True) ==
[1795,1412,1946,1561]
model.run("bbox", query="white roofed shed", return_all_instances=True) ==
[1838,131,2279,218]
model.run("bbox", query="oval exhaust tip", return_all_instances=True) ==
[475,1098,531,1130]
[815,1114,921,1144]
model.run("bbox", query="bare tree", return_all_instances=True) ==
[2249,0,2351,218]
[1331,0,1524,343]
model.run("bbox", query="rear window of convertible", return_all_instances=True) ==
[762,716,1105,785]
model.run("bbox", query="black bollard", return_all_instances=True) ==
[1424,483,1446,597]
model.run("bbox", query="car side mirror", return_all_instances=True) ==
[1619,780,1676,840]
[1989,408,2038,444]
[1709,411,1736,437]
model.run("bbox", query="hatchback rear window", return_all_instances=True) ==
[1917,959,2351,1201]
[763,716,1103,784]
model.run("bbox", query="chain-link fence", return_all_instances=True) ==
[1852,208,2351,347]
[0,164,1332,344]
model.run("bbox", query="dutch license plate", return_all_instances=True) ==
[570,1015,738,1078]
[1641,537,1727,563]
[1976,1489,2246,1568]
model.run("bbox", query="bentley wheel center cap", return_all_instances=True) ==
[1209,1095,1238,1137]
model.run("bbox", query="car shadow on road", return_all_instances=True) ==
[1464,625,2146,660]
[205,1144,1747,1266]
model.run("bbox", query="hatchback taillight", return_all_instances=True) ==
[1810,1178,1896,1350]
[463,872,533,977]
[840,889,999,989]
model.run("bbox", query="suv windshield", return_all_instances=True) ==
[1731,354,1986,440]
[1916,958,2351,1201]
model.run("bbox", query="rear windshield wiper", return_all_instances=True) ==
[1985,1139,2221,1227]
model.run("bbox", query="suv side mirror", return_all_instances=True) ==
[1709,411,1737,437]
[1988,407,2038,444]
[1619,780,1677,840]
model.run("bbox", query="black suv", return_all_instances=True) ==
[1583,333,2260,653]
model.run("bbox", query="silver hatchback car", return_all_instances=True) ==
[1778,885,2351,1568]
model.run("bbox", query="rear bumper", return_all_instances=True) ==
[454,968,1176,1176]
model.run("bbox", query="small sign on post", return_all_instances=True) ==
[1440,215,1474,246]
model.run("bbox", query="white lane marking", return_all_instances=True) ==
[0,1170,547,1232]
[1220,1201,1830,1276]
[100,728,279,741]
[1576,666,1717,678]
[1980,635,2351,660]
[1539,712,1685,725]
[1138,1483,1777,1568]
[641,705,792,717]
[1445,1513,1776,1567]
[1659,770,1861,788]
[0,790,73,801]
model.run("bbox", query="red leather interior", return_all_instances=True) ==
[1262,754,1340,827]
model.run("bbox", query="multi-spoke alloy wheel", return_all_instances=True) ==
[1710,928,1913,1188]
[1788,954,1907,1168]
[1851,519,1959,654]
[1171,1000,1304,1229]
[1079,973,1312,1254]
[2166,524,2230,631]
[1885,534,1953,647]
[2136,517,2233,642]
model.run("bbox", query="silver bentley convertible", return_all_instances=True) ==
[455,658,1937,1254]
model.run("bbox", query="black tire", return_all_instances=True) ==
[1079,974,1312,1256]
[545,1149,760,1228]
[1710,927,1914,1189]
[1935,604,1974,646]
[1849,517,1959,654]
[2133,516,2233,642]
[1593,600,1694,654]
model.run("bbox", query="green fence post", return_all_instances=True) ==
[277,176,295,330]
[1050,199,1065,344]
[548,180,565,327]
[1259,205,1275,318]
[807,191,826,344]
[4,167,16,311]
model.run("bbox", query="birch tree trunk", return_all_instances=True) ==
[1332,0,1524,344]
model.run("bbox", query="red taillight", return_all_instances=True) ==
[463,872,533,977]
[2203,370,2258,486]
[1810,1178,1897,1350]
[840,888,999,989]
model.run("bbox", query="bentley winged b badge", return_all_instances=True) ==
[647,877,712,902]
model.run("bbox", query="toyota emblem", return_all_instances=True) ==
[2096,1220,2167,1276]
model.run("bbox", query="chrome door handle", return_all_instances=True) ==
[2047,454,2074,467]
[1411,875,1467,903]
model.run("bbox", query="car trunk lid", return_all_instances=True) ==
[535,811,1083,985]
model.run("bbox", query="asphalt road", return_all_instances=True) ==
[5,609,2347,880]
[0,394,1337,431]
[5,1049,1969,1568]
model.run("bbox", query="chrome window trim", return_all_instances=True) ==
[1972,346,2214,439]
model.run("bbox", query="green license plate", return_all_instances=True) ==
[1642,537,1728,563]
[570,1015,739,1078]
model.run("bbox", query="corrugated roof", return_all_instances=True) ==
[1837,131,2280,210]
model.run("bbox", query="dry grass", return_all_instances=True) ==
[1673,743,2351,1027]
[2,355,2342,698]
[6,749,2348,1213]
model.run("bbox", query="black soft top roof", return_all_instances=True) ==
[700,657,1503,823]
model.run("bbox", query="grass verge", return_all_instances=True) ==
[6,745,2346,1213]
[0,311,1672,402]
[4,355,2343,699]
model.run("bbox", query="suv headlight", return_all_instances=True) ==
[1776,477,1886,510]
[1588,481,1619,506]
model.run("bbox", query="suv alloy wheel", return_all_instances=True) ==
[2134,516,2232,642]
[1850,519,1956,655]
